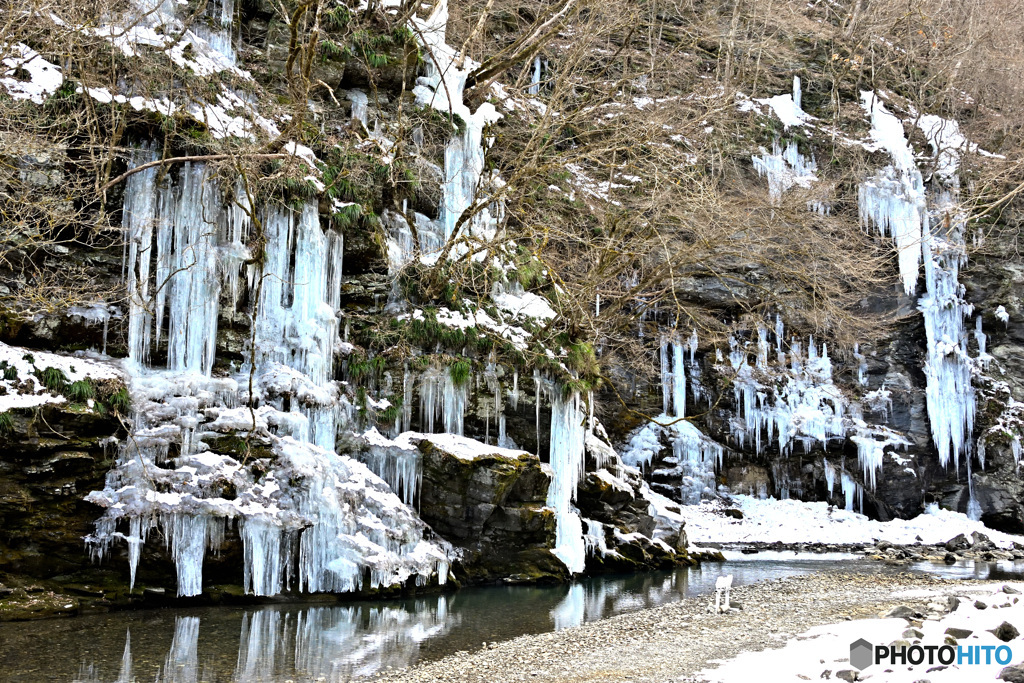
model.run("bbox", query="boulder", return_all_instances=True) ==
[416,437,566,584]
[945,533,971,551]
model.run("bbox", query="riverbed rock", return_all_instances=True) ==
[989,621,1020,642]
[944,627,973,639]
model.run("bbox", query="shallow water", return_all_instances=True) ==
[2,556,1023,682]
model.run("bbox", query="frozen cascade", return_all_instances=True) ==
[727,333,847,456]
[723,322,908,493]
[547,387,588,574]
[752,139,825,212]
[410,0,504,250]
[858,92,926,295]
[918,194,976,470]
[660,336,687,418]
[88,155,451,597]
[620,416,723,505]
[123,150,225,374]
[857,91,986,480]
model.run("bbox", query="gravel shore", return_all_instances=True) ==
[370,572,963,683]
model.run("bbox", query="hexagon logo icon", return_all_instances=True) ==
[850,638,874,670]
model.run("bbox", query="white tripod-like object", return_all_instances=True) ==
[714,574,733,613]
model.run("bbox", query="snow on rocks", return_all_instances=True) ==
[0,44,63,104]
[0,341,122,412]
[755,77,814,129]
[679,494,1024,549]
[698,581,1024,683]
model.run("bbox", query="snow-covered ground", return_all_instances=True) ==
[681,495,1024,548]
[699,582,1024,682]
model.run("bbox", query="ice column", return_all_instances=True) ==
[918,195,975,469]
[547,387,587,574]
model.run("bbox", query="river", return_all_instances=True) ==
[2,555,1022,682]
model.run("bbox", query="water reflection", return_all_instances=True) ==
[66,599,454,683]
[6,557,1024,682]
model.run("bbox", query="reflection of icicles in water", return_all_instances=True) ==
[551,584,585,630]
[235,609,283,681]
[162,616,200,683]
[290,600,454,679]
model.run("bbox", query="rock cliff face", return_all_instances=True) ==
[1,0,1023,617]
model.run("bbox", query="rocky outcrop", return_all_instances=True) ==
[416,438,566,584]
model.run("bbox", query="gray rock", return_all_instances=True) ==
[1000,664,1024,682]
[943,552,958,564]
[945,534,971,551]
[885,605,919,619]
[902,628,924,639]
[976,600,989,609]
[944,627,973,639]
[836,670,858,682]
[1004,585,1023,595]
[989,621,1020,642]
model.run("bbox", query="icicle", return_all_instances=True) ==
[858,93,926,295]
[528,55,543,96]
[919,193,975,470]
[841,472,857,512]
[672,341,686,419]
[547,386,587,574]
[966,454,981,521]
[660,337,671,415]
[823,458,836,496]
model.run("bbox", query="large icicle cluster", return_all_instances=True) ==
[856,91,984,478]
[87,149,451,596]
[858,92,927,296]
[719,320,909,505]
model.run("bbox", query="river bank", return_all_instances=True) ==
[370,572,1023,683]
